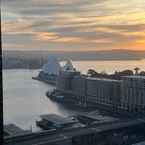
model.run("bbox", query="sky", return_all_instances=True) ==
[2,0,145,51]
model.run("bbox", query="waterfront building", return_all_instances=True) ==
[55,64,145,113]
[71,75,87,104]
[56,70,80,92]
[41,57,75,76]
[62,59,76,72]
[56,70,122,110]
[33,56,61,85]
[121,76,145,112]
[34,57,78,85]
[86,77,121,110]
[71,76,122,109]
[42,56,61,75]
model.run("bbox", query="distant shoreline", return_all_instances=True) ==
[2,58,145,70]
[3,58,145,69]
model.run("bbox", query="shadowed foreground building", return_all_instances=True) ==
[4,119,145,145]
[4,124,31,137]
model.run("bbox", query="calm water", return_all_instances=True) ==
[3,70,73,131]
[3,60,145,131]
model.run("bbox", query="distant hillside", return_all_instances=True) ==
[2,50,145,69]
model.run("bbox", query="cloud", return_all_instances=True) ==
[2,0,145,51]
[35,32,59,41]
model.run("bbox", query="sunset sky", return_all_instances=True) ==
[2,0,145,51]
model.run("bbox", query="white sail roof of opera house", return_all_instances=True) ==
[62,59,76,72]
[42,56,61,75]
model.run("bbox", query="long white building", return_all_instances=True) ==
[55,60,145,114]
[56,70,122,110]
[121,76,145,112]
[86,77,121,109]
[42,56,61,75]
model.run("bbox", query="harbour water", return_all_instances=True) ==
[3,60,145,131]
[3,69,73,131]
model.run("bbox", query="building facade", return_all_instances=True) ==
[121,76,145,112]
[56,70,80,93]
[71,75,87,105]
[86,77,121,110]
[56,71,122,110]
[56,71,145,113]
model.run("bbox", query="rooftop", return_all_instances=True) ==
[40,114,77,125]
[123,75,145,79]
[77,111,119,123]
[42,56,61,75]
[87,77,121,82]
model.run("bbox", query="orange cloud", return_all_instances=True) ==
[35,32,59,41]
[52,37,83,43]
[117,38,145,51]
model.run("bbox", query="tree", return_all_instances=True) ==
[140,71,145,76]
[134,67,140,75]
[87,69,98,77]
[119,70,134,76]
